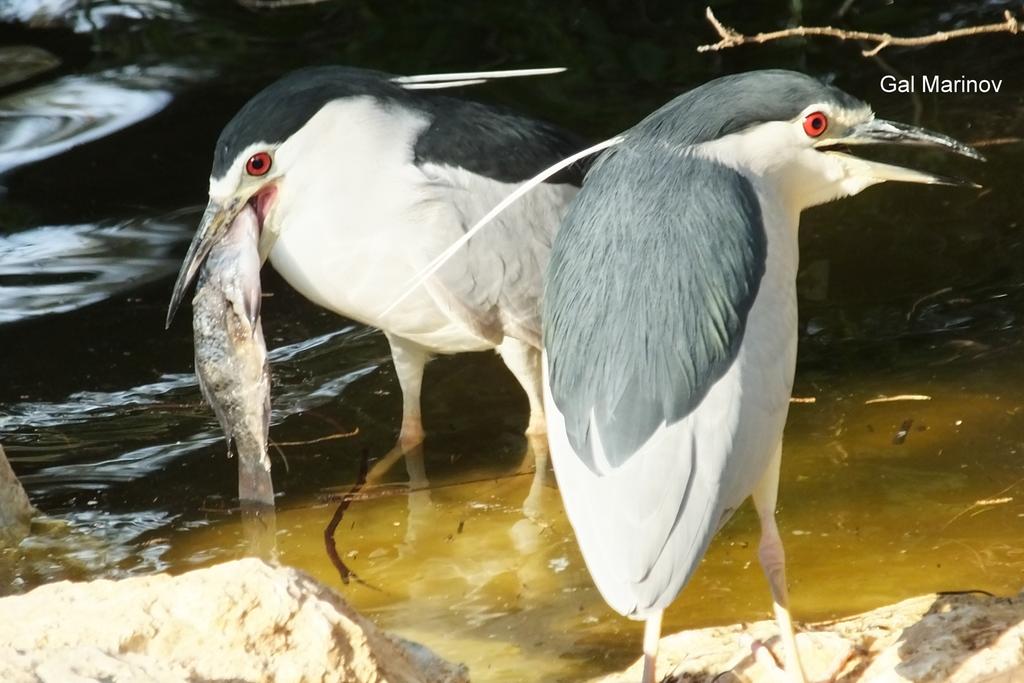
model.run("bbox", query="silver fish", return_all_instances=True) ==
[192,203,274,507]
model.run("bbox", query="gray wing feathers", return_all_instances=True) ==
[417,163,577,347]
[541,147,768,617]
[544,147,766,470]
[546,381,740,616]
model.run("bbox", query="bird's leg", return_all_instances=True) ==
[385,334,429,451]
[521,433,549,521]
[399,445,432,551]
[641,610,663,683]
[751,446,808,683]
[497,337,546,435]
[748,450,853,682]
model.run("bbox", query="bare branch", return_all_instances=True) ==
[697,7,1021,56]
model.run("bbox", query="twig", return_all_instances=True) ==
[942,475,1024,532]
[969,137,1023,148]
[973,497,1013,506]
[323,452,379,590]
[907,286,954,322]
[865,394,932,405]
[274,427,359,447]
[697,7,1021,56]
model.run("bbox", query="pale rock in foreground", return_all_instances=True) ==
[0,558,468,683]
[599,592,1024,682]
[0,444,36,547]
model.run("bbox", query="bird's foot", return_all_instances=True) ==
[741,631,853,683]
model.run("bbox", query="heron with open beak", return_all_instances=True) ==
[537,69,983,683]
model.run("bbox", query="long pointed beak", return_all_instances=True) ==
[827,118,984,160]
[165,194,246,328]
[817,118,984,188]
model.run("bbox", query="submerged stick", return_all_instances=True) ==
[274,427,360,446]
[864,394,932,405]
[697,7,1021,56]
[323,452,378,589]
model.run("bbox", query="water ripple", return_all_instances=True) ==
[6,326,385,492]
[1,0,189,33]
[0,218,190,324]
[0,66,195,175]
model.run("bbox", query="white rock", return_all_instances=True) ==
[598,592,1024,682]
[0,558,469,683]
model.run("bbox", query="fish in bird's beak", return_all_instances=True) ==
[815,118,984,187]
[166,184,278,328]
[166,195,244,328]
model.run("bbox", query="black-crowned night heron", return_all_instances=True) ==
[166,66,586,450]
[537,70,981,683]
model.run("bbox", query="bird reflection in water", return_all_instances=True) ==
[239,499,278,563]
[365,444,433,560]
[321,435,559,600]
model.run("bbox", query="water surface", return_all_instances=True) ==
[1,2,1023,681]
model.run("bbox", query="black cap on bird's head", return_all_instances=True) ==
[628,69,982,208]
[165,67,412,327]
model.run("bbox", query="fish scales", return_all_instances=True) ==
[192,204,274,506]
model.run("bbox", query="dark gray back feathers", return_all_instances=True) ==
[544,147,765,469]
[213,66,588,185]
[413,98,587,184]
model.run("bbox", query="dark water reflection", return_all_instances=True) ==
[0,67,189,174]
[6,325,382,493]
[0,0,188,32]
[1,1,1023,681]
[0,217,186,322]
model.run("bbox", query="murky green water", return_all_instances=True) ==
[2,1,1023,681]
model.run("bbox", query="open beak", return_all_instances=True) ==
[165,193,248,328]
[816,118,984,187]
[166,180,279,328]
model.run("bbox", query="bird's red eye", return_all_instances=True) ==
[245,152,272,176]
[802,112,828,137]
